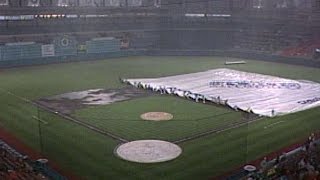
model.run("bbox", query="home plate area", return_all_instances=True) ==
[115,140,182,163]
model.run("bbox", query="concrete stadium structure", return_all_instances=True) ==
[0,0,319,59]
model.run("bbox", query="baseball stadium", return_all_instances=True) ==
[0,0,320,180]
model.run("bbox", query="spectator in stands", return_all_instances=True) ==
[7,169,19,180]
[0,141,50,180]
[236,133,320,180]
[259,157,268,172]
[314,48,320,59]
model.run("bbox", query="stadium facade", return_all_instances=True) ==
[0,0,319,67]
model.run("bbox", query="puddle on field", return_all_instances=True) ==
[36,87,151,114]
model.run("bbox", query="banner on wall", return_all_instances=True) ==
[53,35,76,48]
[154,0,161,7]
[53,35,77,56]
[41,44,55,57]
[78,44,86,52]
[58,0,69,6]
[79,0,101,6]
[0,0,8,6]
[105,0,120,7]
[121,39,130,49]
[28,0,40,7]
[127,0,142,6]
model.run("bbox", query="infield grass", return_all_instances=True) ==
[75,96,241,141]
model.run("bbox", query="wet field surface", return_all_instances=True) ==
[36,87,151,114]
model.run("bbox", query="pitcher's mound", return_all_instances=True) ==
[140,112,173,121]
[115,140,182,163]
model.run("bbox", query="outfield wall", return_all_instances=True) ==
[0,35,147,68]
[0,47,319,68]
[0,50,145,68]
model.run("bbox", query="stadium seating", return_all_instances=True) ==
[0,139,66,180]
[280,40,320,58]
[227,133,320,180]
[0,140,47,180]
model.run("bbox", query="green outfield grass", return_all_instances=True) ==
[0,56,319,180]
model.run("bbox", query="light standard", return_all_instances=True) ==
[32,107,48,154]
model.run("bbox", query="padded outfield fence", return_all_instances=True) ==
[0,48,319,69]
[0,49,145,67]
[0,36,147,68]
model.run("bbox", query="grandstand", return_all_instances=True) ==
[0,0,319,179]
[0,139,65,180]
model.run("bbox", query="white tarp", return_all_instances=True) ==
[124,68,320,117]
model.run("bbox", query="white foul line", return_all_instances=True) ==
[264,121,285,129]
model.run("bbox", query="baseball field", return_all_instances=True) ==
[0,56,319,179]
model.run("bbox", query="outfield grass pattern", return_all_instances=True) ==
[0,56,319,179]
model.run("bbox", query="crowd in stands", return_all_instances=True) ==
[280,40,320,58]
[242,133,320,180]
[0,140,49,180]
